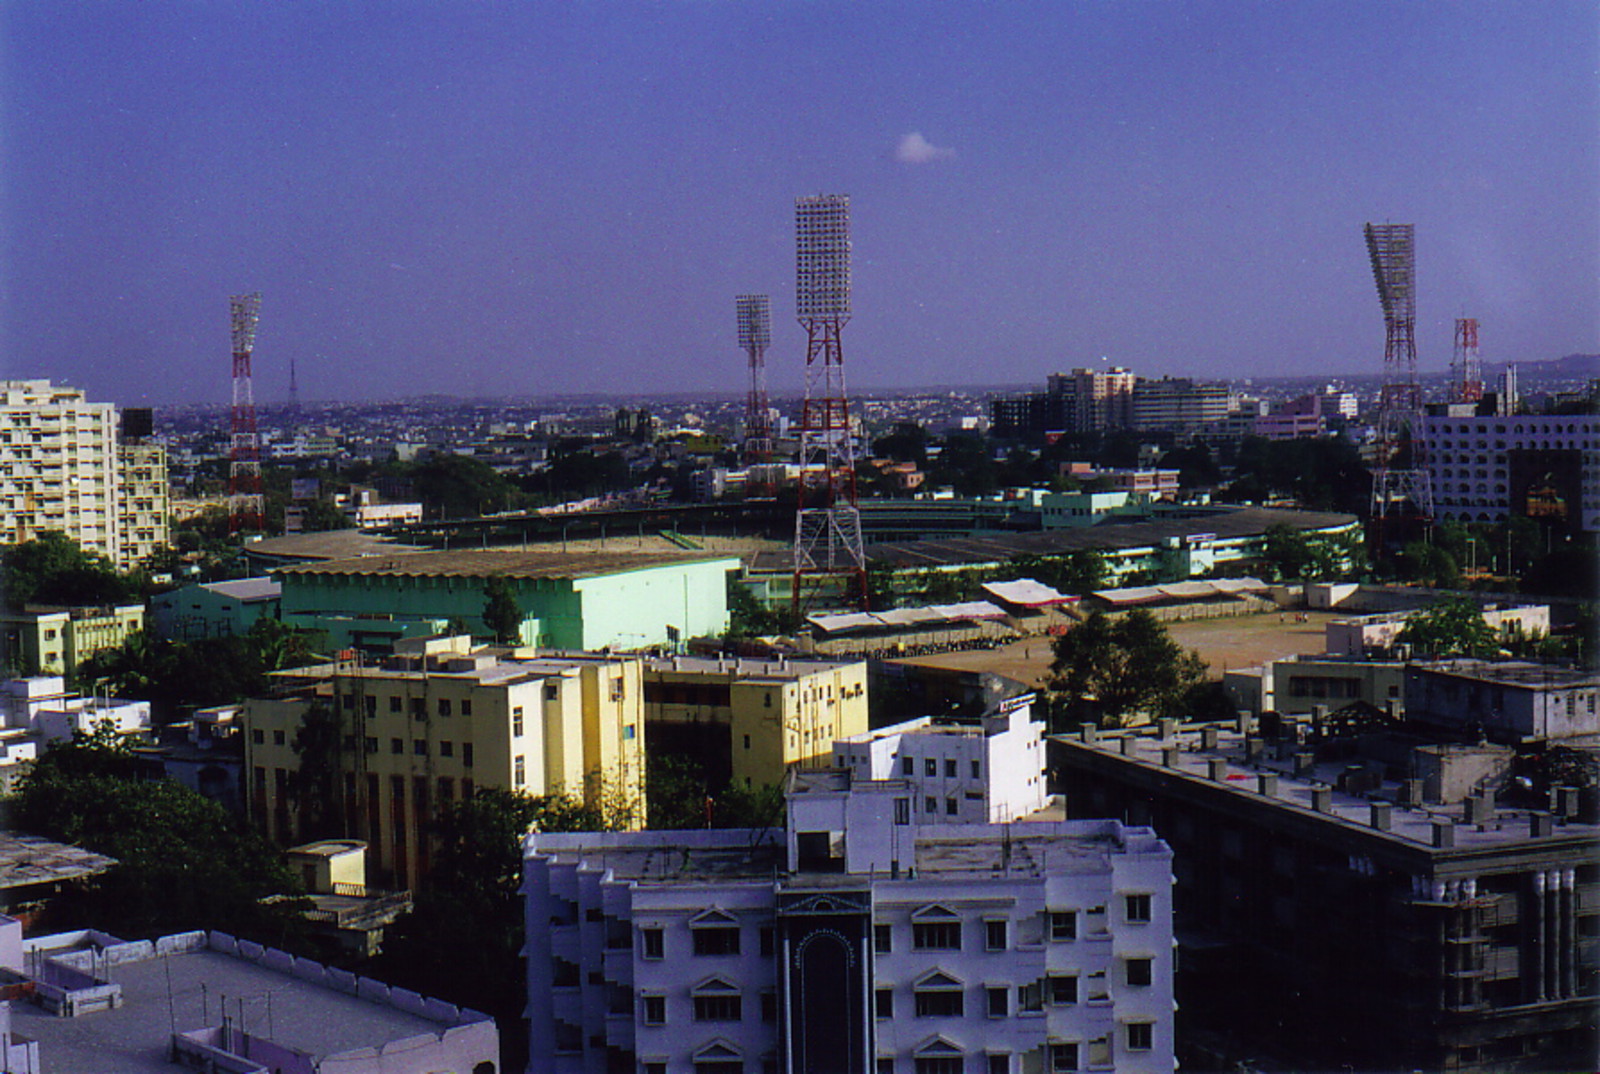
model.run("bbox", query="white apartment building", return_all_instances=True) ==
[832,694,1046,824]
[524,771,1175,1074]
[0,379,170,568]
[1422,411,1599,532]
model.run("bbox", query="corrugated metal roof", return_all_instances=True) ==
[982,578,1070,607]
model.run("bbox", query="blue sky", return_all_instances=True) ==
[2,1,1595,404]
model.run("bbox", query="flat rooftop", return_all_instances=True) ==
[644,654,853,681]
[0,833,115,891]
[1411,659,1600,690]
[530,829,787,883]
[274,548,736,580]
[1055,725,1599,853]
[11,937,480,1074]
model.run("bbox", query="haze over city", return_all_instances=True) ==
[3,0,1595,406]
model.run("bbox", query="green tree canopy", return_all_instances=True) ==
[2,532,140,609]
[1047,610,1207,728]
[1395,596,1498,659]
[11,734,307,943]
[481,575,524,644]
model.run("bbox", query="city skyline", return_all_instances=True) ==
[2,1,1596,406]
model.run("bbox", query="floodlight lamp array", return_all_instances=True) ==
[795,194,851,319]
[230,292,262,353]
[736,294,772,348]
[1363,224,1414,320]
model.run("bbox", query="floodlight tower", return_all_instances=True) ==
[792,194,867,612]
[1363,223,1433,532]
[228,292,265,533]
[736,294,773,465]
[1451,317,1484,405]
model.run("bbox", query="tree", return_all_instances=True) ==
[1394,596,1498,659]
[1047,610,1207,728]
[1398,540,1461,589]
[2,532,139,609]
[11,735,308,943]
[482,576,524,644]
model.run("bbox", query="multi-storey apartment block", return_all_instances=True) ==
[1422,411,1599,532]
[524,770,1176,1074]
[832,693,1046,823]
[0,380,169,570]
[245,635,645,889]
[643,654,869,788]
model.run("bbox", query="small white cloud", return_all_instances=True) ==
[895,131,955,165]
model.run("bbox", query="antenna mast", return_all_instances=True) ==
[737,294,773,465]
[1363,223,1432,534]
[792,195,867,612]
[1451,317,1483,405]
[229,292,265,533]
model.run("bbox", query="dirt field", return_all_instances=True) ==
[893,609,1344,687]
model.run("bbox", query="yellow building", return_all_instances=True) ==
[115,441,170,568]
[245,635,644,890]
[0,603,144,676]
[642,655,869,789]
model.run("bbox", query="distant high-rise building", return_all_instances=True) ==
[0,379,169,571]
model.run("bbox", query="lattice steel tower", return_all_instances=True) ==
[737,294,773,465]
[1364,223,1433,525]
[1451,317,1484,405]
[228,292,265,533]
[793,194,867,611]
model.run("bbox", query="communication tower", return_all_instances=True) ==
[228,292,265,533]
[792,194,867,611]
[1363,223,1433,530]
[736,294,773,464]
[1451,317,1484,405]
[288,353,302,414]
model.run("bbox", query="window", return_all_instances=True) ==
[544,683,558,701]
[513,755,526,786]
[761,990,777,1022]
[1016,981,1042,1013]
[551,957,578,986]
[913,922,961,950]
[877,1060,895,1074]
[641,995,666,1025]
[440,740,454,757]
[693,993,742,1022]
[365,737,377,753]
[1125,958,1152,987]
[462,742,474,767]
[512,707,524,736]
[413,740,428,756]
[1124,893,1152,923]
[916,1059,962,1074]
[1125,1022,1154,1051]
[1047,974,1077,1005]
[874,924,892,953]
[692,926,740,956]
[914,987,963,1018]
[438,698,452,717]
[989,1056,1010,1074]
[273,730,286,746]
[411,697,426,718]
[902,757,914,776]
[640,927,664,959]
[944,759,957,778]
[390,737,404,754]
[250,728,264,745]
[985,920,1007,951]
[895,798,911,825]
[364,696,376,718]
[945,797,958,816]
[624,724,636,740]
[971,760,981,779]
[460,699,472,716]
[1049,1043,1079,1072]
[986,986,1008,1017]
[1049,911,1077,940]
[875,987,893,1019]
[760,926,774,956]
[925,759,938,777]
[925,796,938,814]
[389,696,402,713]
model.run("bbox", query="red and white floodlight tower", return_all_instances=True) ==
[736,294,773,465]
[1363,223,1433,531]
[792,194,867,612]
[228,292,265,533]
[1452,317,1484,405]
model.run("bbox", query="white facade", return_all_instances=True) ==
[524,772,1175,1074]
[832,695,1046,823]
[1422,412,1600,532]
[0,379,171,567]
[0,676,151,742]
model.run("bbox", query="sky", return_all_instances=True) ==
[1,1,1596,406]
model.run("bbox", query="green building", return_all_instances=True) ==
[149,577,282,639]
[273,549,739,653]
